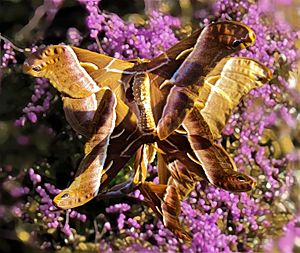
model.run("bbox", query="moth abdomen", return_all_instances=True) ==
[133,72,156,133]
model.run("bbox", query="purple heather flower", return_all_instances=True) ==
[67,27,83,46]
[26,169,88,240]
[1,42,17,67]
[15,78,52,127]
[79,0,180,59]
[29,168,42,185]
[105,203,131,213]
[117,213,126,230]
[11,205,23,218]
[62,223,72,238]
[104,221,111,231]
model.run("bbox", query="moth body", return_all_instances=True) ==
[133,72,156,133]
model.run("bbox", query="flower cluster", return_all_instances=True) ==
[1,42,17,67]
[79,0,180,59]
[25,168,89,248]
[15,78,52,127]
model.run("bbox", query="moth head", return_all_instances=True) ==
[23,45,65,77]
[206,21,256,51]
[53,188,96,209]
[215,170,256,192]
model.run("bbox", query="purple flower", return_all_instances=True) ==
[1,42,17,67]
[15,78,52,127]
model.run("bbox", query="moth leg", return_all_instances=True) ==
[133,145,149,184]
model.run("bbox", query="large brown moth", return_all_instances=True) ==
[138,57,272,239]
[156,21,256,140]
[20,20,272,240]
[21,21,205,206]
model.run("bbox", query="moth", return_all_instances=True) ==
[19,21,272,239]
[155,21,256,140]
[139,57,272,239]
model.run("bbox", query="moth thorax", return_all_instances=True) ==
[133,72,156,133]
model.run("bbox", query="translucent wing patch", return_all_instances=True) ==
[199,57,272,139]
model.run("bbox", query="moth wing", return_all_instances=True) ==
[145,29,203,124]
[199,57,272,139]
[62,94,98,137]
[54,89,117,209]
[72,47,134,89]
[76,88,117,177]
[138,181,167,220]
[162,178,192,241]
[71,47,135,107]
[157,152,170,185]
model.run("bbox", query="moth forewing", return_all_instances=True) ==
[71,47,135,92]
[54,89,117,209]
[182,104,256,192]
[23,45,101,98]
[84,88,117,154]
[187,141,255,192]
[156,85,195,140]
